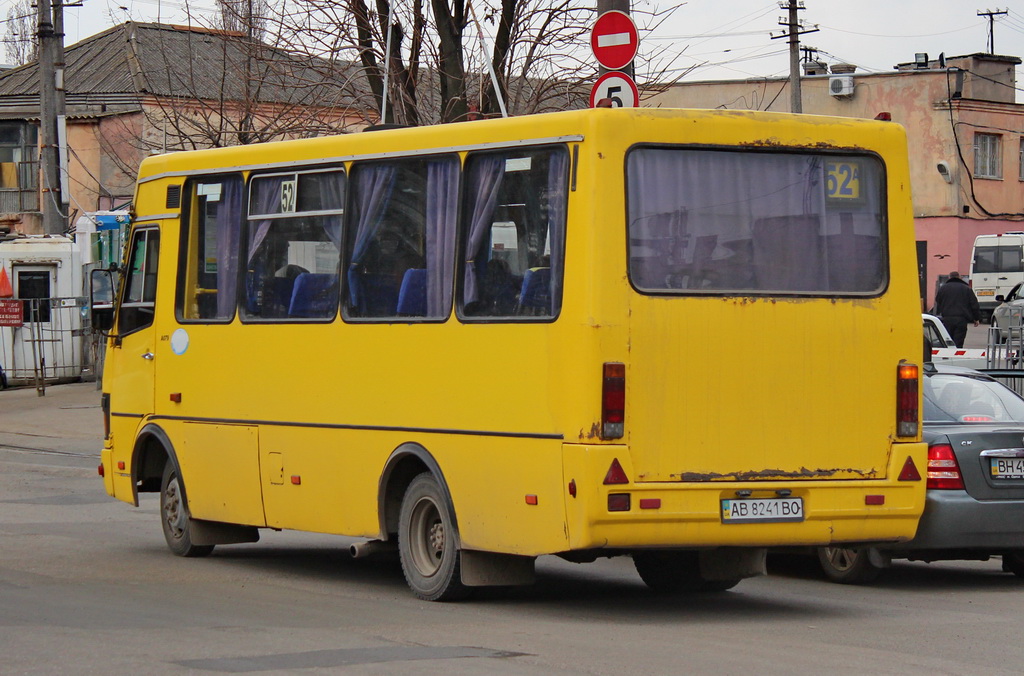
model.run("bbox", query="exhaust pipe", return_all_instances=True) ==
[350,540,397,559]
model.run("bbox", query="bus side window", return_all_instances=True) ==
[177,176,243,321]
[119,228,160,335]
[242,170,345,321]
[459,147,568,320]
[343,157,458,321]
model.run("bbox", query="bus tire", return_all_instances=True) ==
[817,546,881,584]
[1002,551,1024,578]
[160,460,214,558]
[633,551,740,593]
[397,472,469,601]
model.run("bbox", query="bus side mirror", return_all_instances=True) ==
[90,268,117,331]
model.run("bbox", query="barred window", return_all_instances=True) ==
[974,133,1002,179]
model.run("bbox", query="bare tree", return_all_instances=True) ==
[216,0,270,40]
[271,0,687,126]
[4,0,37,66]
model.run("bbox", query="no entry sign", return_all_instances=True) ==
[590,10,639,71]
[590,71,639,108]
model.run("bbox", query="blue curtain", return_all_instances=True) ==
[319,171,345,250]
[215,178,243,318]
[247,175,285,263]
[462,155,505,304]
[425,159,458,316]
[546,151,568,315]
[348,165,397,305]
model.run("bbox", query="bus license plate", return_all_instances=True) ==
[991,458,1024,479]
[721,497,804,524]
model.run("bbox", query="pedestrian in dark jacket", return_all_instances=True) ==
[935,271,981,347]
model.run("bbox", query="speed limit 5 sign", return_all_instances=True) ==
[589,71,639,108]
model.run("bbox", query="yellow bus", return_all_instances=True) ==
[95,108,927,600]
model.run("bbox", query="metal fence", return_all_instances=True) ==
[985,325,1024,395]
[0,297,92,394]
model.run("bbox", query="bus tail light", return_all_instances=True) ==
[927,444,964,489]
[601,362,625,439]
[607,494,631,511]
[896,362,919,438]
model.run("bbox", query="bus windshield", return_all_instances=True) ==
[626,148,886,295]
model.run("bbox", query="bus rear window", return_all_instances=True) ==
[626,148,887,295]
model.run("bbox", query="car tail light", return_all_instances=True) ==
[601,362,625,440]
[897,362,919,438]
[927,444,964,489]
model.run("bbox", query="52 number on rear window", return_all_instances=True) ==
[826,160,862,202]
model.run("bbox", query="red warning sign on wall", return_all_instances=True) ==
[0,299,23,327]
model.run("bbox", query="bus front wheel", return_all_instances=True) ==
[397,472,469,601]
[160,460,214,558]
[633,551,741,593]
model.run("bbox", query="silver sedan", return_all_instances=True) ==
[817,364,1024,583]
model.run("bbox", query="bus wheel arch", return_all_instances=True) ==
[378,443,459,546]
[131,423,177,506]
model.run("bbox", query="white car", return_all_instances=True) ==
[923,313,955,349]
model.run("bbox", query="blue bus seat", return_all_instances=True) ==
[397,268,428,316]
[518,267,551,313]
[288,273,338,317]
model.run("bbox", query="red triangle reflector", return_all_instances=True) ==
[603,458,629,485]
[898,456,921,481]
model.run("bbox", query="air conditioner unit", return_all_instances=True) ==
[829,75,855,97]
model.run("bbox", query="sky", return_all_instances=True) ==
[8,0,1024,94]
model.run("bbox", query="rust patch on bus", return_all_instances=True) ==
[580,422,602,440]
[675,466,878,481]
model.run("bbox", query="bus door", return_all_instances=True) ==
[106,226,160,499]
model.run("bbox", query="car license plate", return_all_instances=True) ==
[991,458,1024,479]
[721,497,804,523]
[978,289,995,296]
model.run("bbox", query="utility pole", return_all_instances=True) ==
[772,1,818,114]
[597,0,633,79]
[37,0,66,235]
[977,8,1007,54]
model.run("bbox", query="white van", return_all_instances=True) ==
[969,232,1024,321]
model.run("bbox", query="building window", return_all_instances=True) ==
[0,122,39,212]
[1019,137,1024,181]
[974,132,1002,179]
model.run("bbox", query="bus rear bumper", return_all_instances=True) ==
[561,442,928,551]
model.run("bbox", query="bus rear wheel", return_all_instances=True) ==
[160,460,214,558]
[397,473,469,601]
[817,546,881,584]
[633,551,741,593]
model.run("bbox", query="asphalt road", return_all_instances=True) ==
[2,384,1023,675]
